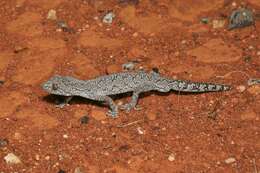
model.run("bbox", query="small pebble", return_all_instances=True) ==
[236,85,246,92]
[201,17,209,24]
[137,127,144,135]
[212,19,225,29]
[231,2,237,7]
[102,12,115,24]
[4,153,21,164]
[181,40,186,44]
[74,167,84,173]
[0,139,8,147]
[45,156,50,160]
[47,9,57,20]
[63,134,69,139]
[0,80,4,85]
[122,62,135,71]
[57,20,68,28]
[225,157,236,164]
[80,115,89,124]
[57,20,73,33]
[35,154,40,161]
[248,45,254,50]
[257,51,260,56]
[14,46,27,53]
[132,32,138,37]
[168,153,176,161]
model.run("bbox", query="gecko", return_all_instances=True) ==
[41,70,231,117]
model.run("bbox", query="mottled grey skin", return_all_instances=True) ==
[42,70,231,117]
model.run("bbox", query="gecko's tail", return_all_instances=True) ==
[171,80,231,93]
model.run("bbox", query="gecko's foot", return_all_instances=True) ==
[119,104,141,112]
[55,103,69,108]
[106,110,118,118]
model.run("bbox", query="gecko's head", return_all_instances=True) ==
[41,75,72,96]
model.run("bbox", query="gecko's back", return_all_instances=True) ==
[86,71,152,96]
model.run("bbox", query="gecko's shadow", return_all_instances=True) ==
[42,90,205,107]
[42,95,105,107]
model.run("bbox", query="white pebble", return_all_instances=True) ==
[132,32,138,37]
[168,153,176,161]
[225,157,236,164]
[63,134,69,139]
[35,154,40,161]
[47,9,57,20]
[137,127,145,135]
[4,153,21,164]
[102,12,115,24]
[236,85,246,92]
[212,19,225,29]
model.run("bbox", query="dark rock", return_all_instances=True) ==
[58,169,66,173]
[80,115,89,124]
[0,139,8,147]
[57,20,75,33]
[122,62,135,71]
[228,8,254,30]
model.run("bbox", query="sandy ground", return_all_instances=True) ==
[0,0,259,172]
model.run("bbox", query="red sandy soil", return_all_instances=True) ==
[0,0,259,172]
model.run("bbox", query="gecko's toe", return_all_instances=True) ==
[55,103,69,108]
[106,110,118,118]
[120,104,141,112]
[133,105,142,111]
[119,104,132,112]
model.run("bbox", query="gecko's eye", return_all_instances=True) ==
[52,83,58,90]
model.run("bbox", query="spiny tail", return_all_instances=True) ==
[170,80,231,92]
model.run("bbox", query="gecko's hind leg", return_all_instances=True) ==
[120,91,141,112]
[55,96,73,108]
[94,96,118,117]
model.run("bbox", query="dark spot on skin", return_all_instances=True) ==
[152,67,159,73]
[52,83,58,90]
